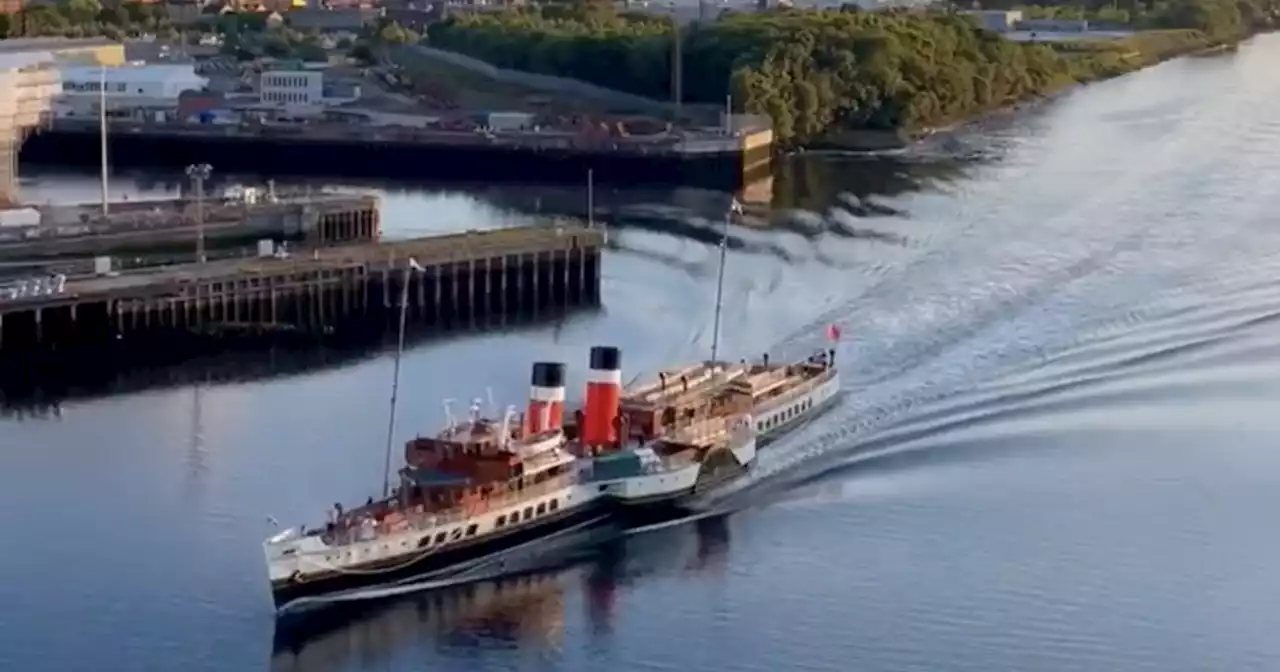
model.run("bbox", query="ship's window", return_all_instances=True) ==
[434,532,446,544]
[523,507,533,520]
[450,529,463,540]
[536,503,546,515]
[418,536,431,548]
[465,524,477,537]
[598,484,608,493]
[549,499,559,512]
[496,515,506,527]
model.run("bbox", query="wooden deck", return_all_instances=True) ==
[42,225,602,304]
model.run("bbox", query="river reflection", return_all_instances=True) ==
[0,310,596,416]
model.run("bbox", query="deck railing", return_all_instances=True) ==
[326,470,580,548]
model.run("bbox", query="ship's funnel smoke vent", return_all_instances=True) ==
[582,346,622,446]
[526,362,566,434]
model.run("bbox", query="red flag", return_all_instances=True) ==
[826,324,842,342]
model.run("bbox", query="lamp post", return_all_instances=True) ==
[99,64,109,216]
[185,163,212,264]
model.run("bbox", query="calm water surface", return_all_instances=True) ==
[6,35,1280,672]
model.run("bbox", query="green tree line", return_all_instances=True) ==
[0,0,176,40]
[426,0,1274,145]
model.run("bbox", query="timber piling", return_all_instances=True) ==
[0,224,602,353]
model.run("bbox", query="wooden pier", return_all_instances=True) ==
[0,224,603,353]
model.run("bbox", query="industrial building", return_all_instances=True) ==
[59,63,208,100]
[258,63,360,107]
[260,68,325,105]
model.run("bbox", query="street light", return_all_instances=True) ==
[185,163,212,264]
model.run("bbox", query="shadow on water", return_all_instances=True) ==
[0,308,599,417]
[23,157,975,245]
[270,515,732,670]
[772,151,978,210]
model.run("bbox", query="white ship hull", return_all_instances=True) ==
[264,479,608,609]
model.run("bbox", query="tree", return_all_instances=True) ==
[424,6,1240,146]
[348,43,375,64]
[376,20,416,44]
[65,0,102,24]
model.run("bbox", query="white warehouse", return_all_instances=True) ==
[59,63,207,100]
[260,69,325,106]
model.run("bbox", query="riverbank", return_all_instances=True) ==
[425,7,1274,156]
[813,29,1231,151]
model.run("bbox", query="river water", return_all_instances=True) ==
[6,35,1280,672]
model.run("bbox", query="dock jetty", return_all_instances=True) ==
[0,189,380,264]
[0,224,603,353]
[22,119,773,192]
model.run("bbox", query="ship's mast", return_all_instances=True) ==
[381,257,424,499]
[710,198,741,363]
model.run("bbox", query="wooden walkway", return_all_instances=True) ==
[0,224,605,352]
[51,225,603,304]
